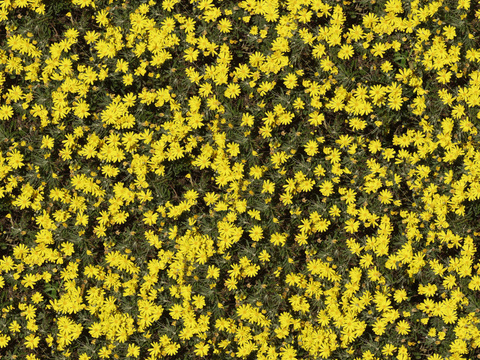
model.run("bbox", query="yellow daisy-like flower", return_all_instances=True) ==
[224,83,241,98]
[194,341,210,357]
[308,111,324,126]
[304,140,319,156]
[338,44,354,59]
[0,333,10,348]
[184,47,199,62]
[259,250,270,262]
[270,232,287,246]
[73,99,91,119]
[381,60,393,73]
[7,149,24,169]
[41,135,55,149]
[0,104,14,120]
[394,288,408,303]
[143,210,158,226]
[249,225,263,241]
[206,265,220,279]
[443,25,456,40]
[378,189,393,204]
[217,18,232,33]
[262,179,275,194]
[283,73,298,89]
[123,73,134,86]
[396,320,410,335]
[126,343,140,358]
[24,334,40,349]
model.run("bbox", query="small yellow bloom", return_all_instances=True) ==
[396,320,410,335]
[143,210,158,226]
[381,61,393,73]
[259,250,270,262]
[338,44,354,59]
[224,83,240,99]
[394,289,408,303]
[194,341,210,357]
[206,265,220,280]
[283,73,298,89]
[218,18,232,33]
[249,225,263,241]
[24,334,40,349]
[304,139,319,156]
[262,179,275,194]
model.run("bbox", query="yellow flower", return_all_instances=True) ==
[101,164,119,178]
[259,250,270,262]
[368,139,382,153]
[232,65,250,82]
[40,135,54,150]
[378,189,393,204]
[123,73,134,86]
[338,44,354,59]
[143,210,158,226]
[262,179,275,194]
[443,25,456,40]
[93,224,106,237]
[469,275,480,290]
[293,97,305,110]
[248,165,262,180]
[7,85,24,102]
[96,8,109,27]
[396,320,410,335]
[225,277,237,291]
[192,295,206,309]
[344,218,360,234]
[319,180,334,197]
[239,112,254,127]
[371,42,388,58]
[9,320,20,333]
[385,0,403,13]
[227,142,240,157]
[115,58,129,73]
[194,342,210,357]
[184,47,199,62]
[418,283,437,297]
[72,0,95,8]
[381,61,393,73]
[283,73,298,89]
[308,111,324,126]
[84,30,100,44]
[61,242,75,256]
[270,232,287,246]
[163,341,180,355]
[206,265,220,279]
[7,149,24,169]
[21,273,37,289]
[217,18,232,33]
[224,83,240,98]
[249,225,263,241]
[73,99,90,119]
[394,289,408,303]
[203,192,219,206]
[24,334,40,349]
[99,346,112,359]
[457,0,470,10]
[304,140,319,156]
[0,333,10,348]
[169,303,183,319]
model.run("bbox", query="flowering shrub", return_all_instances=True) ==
[1,0,480,359]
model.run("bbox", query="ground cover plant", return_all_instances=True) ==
[1,0,480,359]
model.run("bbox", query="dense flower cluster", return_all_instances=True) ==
[1,0,480,359]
